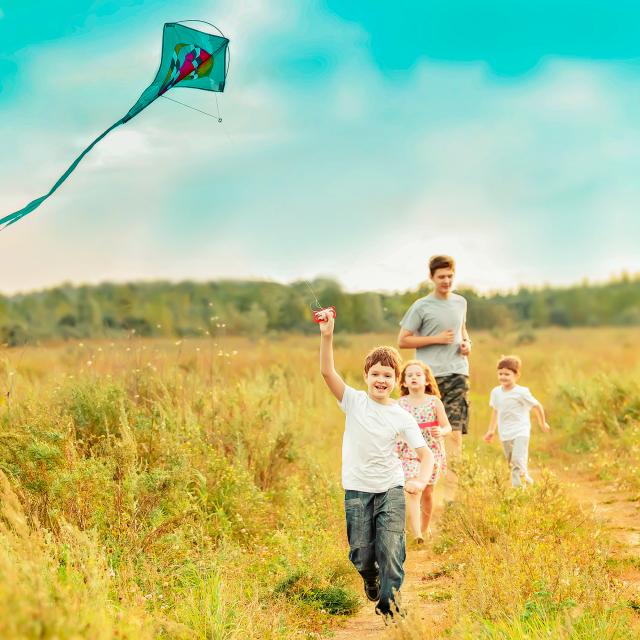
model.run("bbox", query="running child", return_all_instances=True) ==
[317,308,434,618]
[396,360,451,542]
[483,355,551,487]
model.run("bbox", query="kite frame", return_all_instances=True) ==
[175,19,231,84]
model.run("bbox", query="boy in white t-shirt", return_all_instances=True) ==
[317,309,434,618]
[483,355,551,487]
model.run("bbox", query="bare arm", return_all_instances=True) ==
[532,403,551,432]
[483,409,498,442]
[405,446,434,494]
[459,317,472,355]
[433,398,452,437]
[318,311,346,402]
[397,327,454,349]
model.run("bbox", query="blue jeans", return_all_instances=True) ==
[344,486,406,615]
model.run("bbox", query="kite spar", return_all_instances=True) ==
[1,21,229,228]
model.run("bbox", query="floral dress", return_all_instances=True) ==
[396,395,447,484]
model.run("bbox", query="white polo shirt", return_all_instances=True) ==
[339,385,426,492]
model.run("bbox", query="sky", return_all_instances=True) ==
[1,0,640,295]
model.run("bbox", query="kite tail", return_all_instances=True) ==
[0,118,126,229]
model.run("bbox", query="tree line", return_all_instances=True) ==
[0,275,638,345]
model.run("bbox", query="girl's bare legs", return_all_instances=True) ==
[420,485,434,536]
[406,490,423,540]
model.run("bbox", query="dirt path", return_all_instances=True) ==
[331,510,451,639]
[559,470,640,602]
[331,470,640,638]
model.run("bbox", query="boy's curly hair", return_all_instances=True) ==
[497,355,522,374]
[364,346,402,378]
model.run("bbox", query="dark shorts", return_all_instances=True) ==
[435,373,470,434]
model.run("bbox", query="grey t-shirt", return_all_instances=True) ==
[399,293,469,377]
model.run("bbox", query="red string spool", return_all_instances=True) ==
[313,306,336,323]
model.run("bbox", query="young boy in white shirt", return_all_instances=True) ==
[483,355,551,487]
[317,309,434,618]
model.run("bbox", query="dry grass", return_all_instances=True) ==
[0,327,639,638]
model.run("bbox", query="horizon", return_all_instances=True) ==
[2,269,638,300]
[2,1,640,293]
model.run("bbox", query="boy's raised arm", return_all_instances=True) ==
[318,310,346,402]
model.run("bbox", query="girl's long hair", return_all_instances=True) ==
[399,359,441,398]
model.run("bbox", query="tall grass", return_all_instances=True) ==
[549,372,640,490]
[0,336,357,638]
[390,449,638,639]
[1,328,639,638]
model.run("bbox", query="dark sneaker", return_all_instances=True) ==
[375,602,406,624]
[363,575,380,602]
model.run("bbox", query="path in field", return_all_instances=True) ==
[559,469,640,603]
[331,507,451,640]
[332,469,640,639]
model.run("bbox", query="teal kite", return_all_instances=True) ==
[1,21,229,228]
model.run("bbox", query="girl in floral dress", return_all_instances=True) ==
[396,360,451,542]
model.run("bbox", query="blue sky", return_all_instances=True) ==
[1,0,640,294]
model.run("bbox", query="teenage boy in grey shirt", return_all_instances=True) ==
[397,255,471,499]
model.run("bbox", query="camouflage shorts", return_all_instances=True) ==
[435,374,470,435]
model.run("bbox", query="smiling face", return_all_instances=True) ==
[364,361,396,403]
[402,363,427,394]
[498,367,519,390]
[430,267,455,297]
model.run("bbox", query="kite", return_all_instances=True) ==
[1,21,229,228]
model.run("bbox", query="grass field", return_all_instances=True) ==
[0,327,639,638]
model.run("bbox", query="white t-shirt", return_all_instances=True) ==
[489,384,540,441]
[339,385,426,492]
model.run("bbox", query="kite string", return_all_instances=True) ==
[159,95,222,122]
[304,280,324,311]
